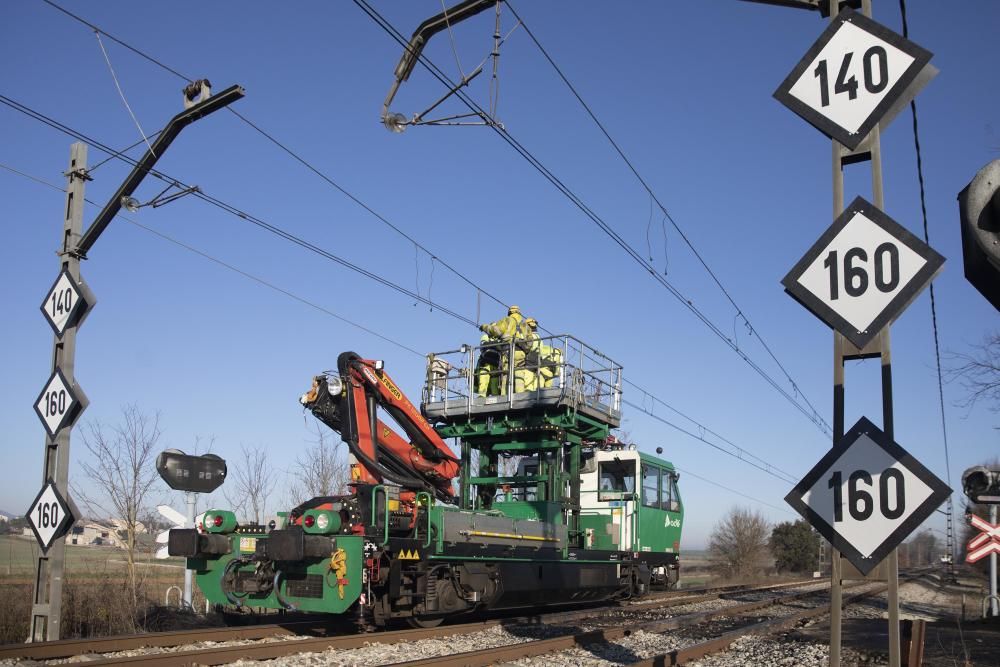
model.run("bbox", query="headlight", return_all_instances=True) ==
[302,509,341,534]
[326,375,343,396]
[203,509,237,533]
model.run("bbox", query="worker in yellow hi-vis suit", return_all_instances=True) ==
[522,318,562,389]
[479,306,526,394]
[515,317,540,393]
[475,333,502,396]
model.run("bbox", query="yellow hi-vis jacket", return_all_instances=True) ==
[481,311,523,340]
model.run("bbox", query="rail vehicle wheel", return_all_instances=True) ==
[406,614,445,629]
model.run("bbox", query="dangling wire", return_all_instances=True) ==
[94,31,156,157]
[660,210,669,276]
[428,256,436,312]
[440,0,466,79]
[413,243,420,306]
[645,194,654,261]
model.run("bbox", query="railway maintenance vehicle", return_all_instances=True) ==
[168,334,684,627]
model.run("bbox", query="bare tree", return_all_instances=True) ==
[909,529,940,566]
[945,331,1000,412]
[290,425,347,504]
[225,444,276,524]
[708,506,772,580]
[76,405,161,607]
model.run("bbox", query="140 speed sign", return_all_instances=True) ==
[786,417,950,575]
[782,196,944,349]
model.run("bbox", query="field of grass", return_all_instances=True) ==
[0,534,185,581]
[0,534,203,643]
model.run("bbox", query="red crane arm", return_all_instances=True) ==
[300,352,459,500]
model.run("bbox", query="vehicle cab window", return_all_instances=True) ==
[642,465,659,508]
[665,473,681,512]
[599,459,635,501]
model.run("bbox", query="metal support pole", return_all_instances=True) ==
[183,492,195,610]
[826,2,898,663]
[830,88,846,667]
[991,504,999,617]
[872,117,901,667]
[30,142,87,641]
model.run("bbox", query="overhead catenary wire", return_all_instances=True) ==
[622,382,798,484]
[38,0,830,438]
[0,93,476,326]
[1,90,801,505]
[623,398,796,485]
[94,30,156,157]
[2,160,793,517]
[898,0,956,557]
[25,1,813,485]
[353,0,832,438]
[504,0,826,433]
[673,466,797,516]
[37,0,512,321]
[0,161,424,356]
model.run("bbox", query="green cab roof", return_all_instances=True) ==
[638,450,676,469]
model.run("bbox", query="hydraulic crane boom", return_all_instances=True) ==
[300,352,460,501]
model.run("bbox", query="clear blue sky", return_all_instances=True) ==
[1,1,996,549]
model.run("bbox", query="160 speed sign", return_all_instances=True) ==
[786,417,951,575]
[782,196,944,349]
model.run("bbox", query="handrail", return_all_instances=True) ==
[415,491,433,548]
[371,485,390,546]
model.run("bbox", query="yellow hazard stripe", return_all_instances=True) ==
[460,530,560,543]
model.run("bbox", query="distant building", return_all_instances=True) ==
[67,521,126,548]
[20,518,144,548]
[109,518,147,534]
[0,511,13,523]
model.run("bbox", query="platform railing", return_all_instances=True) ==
[422,334,622,420]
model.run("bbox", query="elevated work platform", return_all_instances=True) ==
[421,334,622,429]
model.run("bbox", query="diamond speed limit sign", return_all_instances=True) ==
[40,269,93,337]
[26,480,76,553]
[782,196,944,349]
[33,369,88,438]
[774,9,932,150]
[785,417,951,575]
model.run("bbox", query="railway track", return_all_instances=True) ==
[0,578,847,666]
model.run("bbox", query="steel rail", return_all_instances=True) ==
[628,584,889,666]
[58,621,507,667]
[0,578,817,662]
[383,582,875,667]
[0,618,333,661]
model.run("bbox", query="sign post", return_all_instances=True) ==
[28,143,90,642]
[773,2,938,666]
[26,86,243,640]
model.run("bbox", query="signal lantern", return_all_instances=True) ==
[958,159,1000,311]
[203,509,237,534]
[302,509,341,535]
[962,466,1000,504]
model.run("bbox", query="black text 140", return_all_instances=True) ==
[829,468,905,522]
[814,46,889,107]
[49,287,74,318]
